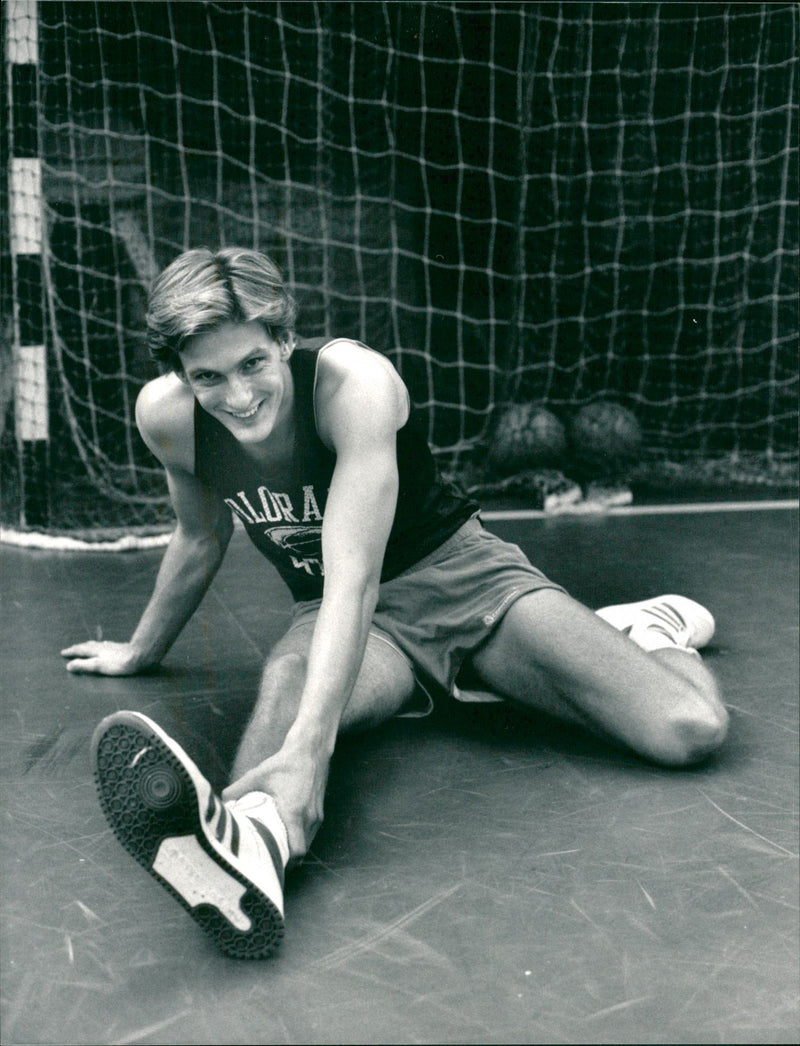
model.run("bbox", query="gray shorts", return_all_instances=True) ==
[289,515,564,711]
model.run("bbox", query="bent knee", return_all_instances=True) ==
[659,705,729,766]
[644,686,729,767]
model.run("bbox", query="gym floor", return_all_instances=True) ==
[2,504,798,1045]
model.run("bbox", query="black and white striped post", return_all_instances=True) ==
[7,0,48,527]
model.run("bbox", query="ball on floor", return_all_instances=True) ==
[569,401,642,480]
[487,404,567,476]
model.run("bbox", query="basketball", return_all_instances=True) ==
[569,401,643,479]
[487,403,567,475]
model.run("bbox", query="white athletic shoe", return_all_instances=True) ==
[596,594,715,653]
[91,710,289,959]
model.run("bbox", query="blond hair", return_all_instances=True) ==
[146,247,297,372]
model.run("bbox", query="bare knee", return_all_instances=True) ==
[645,679,729,767]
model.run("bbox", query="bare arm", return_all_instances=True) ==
[285,398,400,746]
[62,378,233,674]
[224,343,408,852]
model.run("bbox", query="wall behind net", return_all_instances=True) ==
[2,1,797,533]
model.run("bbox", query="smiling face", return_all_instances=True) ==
[179,320,295,450]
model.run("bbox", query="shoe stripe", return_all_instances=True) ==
[647,623,679,643]
[643,606,683,632]
[656,606,683,629]
[205,791,216,823]
[214,803,228,844]
[203,793,226,843]
[247,818,286,889]
[229,813,240,858]
[660,602,687,628]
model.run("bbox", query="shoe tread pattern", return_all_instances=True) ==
[92,718,284,959]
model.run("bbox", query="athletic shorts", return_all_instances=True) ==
[288,515,565,714]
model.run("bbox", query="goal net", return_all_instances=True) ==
[3,1,798,534]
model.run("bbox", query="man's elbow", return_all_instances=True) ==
[175,513,233,563]
[327,563,381,613]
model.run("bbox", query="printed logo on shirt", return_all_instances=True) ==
[265,525,323,576]
[224,483,325,576]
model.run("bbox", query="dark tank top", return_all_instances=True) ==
[194,339,478,601]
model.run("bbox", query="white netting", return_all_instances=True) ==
[2,1,798,533]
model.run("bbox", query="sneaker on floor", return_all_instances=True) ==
[91,710,289,959]
[582,480,634,510]
[596,594,715,652]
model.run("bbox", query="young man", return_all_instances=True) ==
[62,247,728,958]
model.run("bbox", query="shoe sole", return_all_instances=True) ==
[91,712,284,959]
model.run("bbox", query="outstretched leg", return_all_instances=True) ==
[224,622,416,850]
[467,589,728,766]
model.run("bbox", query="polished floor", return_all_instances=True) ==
[1,505,798,1045]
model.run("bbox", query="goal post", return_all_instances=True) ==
[5,0,48,527]
[1,2,797,537]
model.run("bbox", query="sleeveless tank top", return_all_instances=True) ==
[194,340,478,601]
